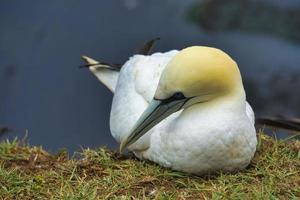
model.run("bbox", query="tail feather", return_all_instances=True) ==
[81,55,99,65]
[81,55,119,93]
[80,56,122,71]
[80,37,160,92]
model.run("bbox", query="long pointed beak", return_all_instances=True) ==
[120,97,188,152]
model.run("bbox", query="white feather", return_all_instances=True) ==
[82,55,119,92]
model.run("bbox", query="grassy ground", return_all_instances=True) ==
[0,133,299,200]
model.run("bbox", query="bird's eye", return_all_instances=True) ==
[173,92,185,100]
[157,92,186,104]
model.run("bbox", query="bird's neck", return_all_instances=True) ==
[184,86,246,116]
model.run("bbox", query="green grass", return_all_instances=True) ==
[0,133,299,199]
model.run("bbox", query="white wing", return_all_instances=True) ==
[110,50,179,150]
[246,102,255,125]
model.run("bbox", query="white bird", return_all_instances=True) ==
[82,44,257,174]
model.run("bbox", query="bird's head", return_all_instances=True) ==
[120,46,244,152]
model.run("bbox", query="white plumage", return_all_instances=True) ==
[83,46,257,174]
[111,51,178,150]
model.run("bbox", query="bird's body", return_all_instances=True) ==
[82,46,257,174]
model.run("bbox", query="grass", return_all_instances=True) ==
[0,133,299,199]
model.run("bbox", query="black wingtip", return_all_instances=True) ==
[79,63,103,69]
[136,37,161,55]
[79,64,90,69]
[256,117,300,133]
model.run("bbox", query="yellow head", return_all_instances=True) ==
[155,46,243,101]
[120,46,245,151]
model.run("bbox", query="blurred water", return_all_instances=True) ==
[0,0,299,152]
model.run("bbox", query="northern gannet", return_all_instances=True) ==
[82,45,257,174]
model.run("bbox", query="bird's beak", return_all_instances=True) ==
[120,97,188,152]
